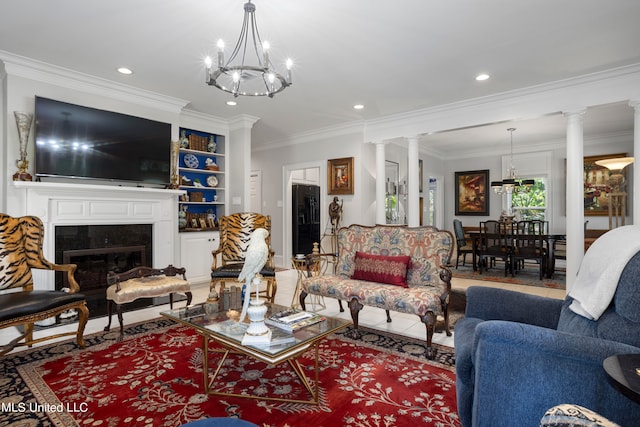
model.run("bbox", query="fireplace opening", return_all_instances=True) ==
[55,224,156,319]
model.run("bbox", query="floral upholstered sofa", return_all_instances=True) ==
[300,224,454,359]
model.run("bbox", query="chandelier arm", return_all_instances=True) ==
[250,13,265,69]
[227,8,251,66]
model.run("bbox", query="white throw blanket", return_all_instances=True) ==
[569,225,640,320]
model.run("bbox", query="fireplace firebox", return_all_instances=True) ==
[55,224,154,318]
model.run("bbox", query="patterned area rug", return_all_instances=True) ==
[452,263,565,290]
[1,319,459,427]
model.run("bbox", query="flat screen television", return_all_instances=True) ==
[34,96,172,186]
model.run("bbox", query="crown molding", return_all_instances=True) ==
[0,50,189,113]
[254,120,365,152]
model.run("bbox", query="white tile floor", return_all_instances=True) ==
[0,268,566,355]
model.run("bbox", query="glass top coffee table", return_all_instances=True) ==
[161,302,350,405]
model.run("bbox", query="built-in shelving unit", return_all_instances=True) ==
[178,127,225,232]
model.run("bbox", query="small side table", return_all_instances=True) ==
[291,257,326,311]
[603,353,640,404]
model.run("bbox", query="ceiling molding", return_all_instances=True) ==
[0,50,189,113]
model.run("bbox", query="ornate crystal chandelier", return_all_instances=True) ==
[491,128,534,195]
[205,1,292,98]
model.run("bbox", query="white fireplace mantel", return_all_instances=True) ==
[12,181,183,290]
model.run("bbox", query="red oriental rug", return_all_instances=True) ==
[3,319,460,427]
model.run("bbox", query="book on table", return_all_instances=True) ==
[266,308,326,332]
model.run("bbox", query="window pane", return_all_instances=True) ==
[512,178,546,221]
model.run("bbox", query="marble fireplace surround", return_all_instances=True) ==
[12,181,183,292]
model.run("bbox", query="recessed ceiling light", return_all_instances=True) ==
[117,67,133,75]
[353,104,364,110]
[226,101,237,106]
[475,73,490,81]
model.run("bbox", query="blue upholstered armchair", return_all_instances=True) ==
[454,250,640,427]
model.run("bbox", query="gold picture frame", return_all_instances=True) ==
[455,170,489,216]
[328,157,354,195]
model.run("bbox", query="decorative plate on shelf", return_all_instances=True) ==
[184,153,199,169]
[207,175,218,187]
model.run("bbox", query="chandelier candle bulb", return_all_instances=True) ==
[217,39,225,67]
[263,41,270,67]
[286,58,293,83]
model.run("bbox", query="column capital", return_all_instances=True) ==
[629,99,640,110]
[369,139,390,145]
[563,108,587,118]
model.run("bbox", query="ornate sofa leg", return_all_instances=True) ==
[338,300,344,312]
[420,311,437,359]
[300,290,308,311]
[385,309,392,323]
[348,297,364,339]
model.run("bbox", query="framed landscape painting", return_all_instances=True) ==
[455,170,489,215]
[328,157,354,195]
[584,153,627,216]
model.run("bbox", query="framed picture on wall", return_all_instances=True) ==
[328,157,354,195]
[455,170,489,215]
[584,153,628,216]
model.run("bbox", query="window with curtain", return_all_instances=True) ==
[512,178,547,220]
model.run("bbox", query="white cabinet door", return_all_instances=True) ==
[180,231,219,284]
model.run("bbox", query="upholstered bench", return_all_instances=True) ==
[300,224,454,359]
[105,265,192,338]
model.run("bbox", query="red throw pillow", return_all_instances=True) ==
[351,251,411,287]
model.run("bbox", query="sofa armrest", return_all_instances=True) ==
[470,321,640,427]
[465,286,564,329]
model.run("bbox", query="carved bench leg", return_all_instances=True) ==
[300,290,308,311]
[420,311,437,360]
[186,291,193,306]
[116,304,124,341]
[338,300,344,312]
[348,298,364,339]
[104,300,113,332]
[385,309,392,323]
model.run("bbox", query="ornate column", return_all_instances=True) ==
[631,100,640,225]
[565,110,586,291]
[375,141,388,225]
[407,136,420,227]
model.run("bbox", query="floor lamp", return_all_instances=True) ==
[595,157,634,229]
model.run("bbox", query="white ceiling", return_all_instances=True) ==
[1,0,639,153]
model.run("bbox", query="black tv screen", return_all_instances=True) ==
[34,96,171,186]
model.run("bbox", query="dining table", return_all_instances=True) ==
[466,228,566,278]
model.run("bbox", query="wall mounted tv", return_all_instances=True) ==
[34,96,172,186]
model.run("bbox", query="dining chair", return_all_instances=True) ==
[511,220,547,279]
[478,220,512,276]
[453,219,473,268]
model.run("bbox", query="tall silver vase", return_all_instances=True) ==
[13,111,34,181]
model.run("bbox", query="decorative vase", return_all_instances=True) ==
[207,135,216,153]
[178,206,188,229]
[13,111,34,181]
[169,140,180,189]
[179,129,189,149]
